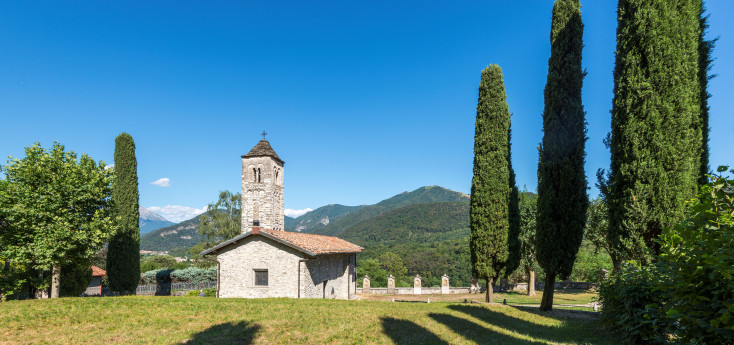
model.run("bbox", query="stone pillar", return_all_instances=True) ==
[363,275,371,294]
[413,275,421,295]
[470,277,479,294]
[441,274,450,294]
[387,275,395,294]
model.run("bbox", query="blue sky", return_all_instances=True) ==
[1,1,732,222]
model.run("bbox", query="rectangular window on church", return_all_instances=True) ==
[254,269,268,286]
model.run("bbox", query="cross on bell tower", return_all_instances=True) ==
[261,131,267,140]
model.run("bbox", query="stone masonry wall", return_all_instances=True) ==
[300,253,356,299]
[241,156,284,231]
[217,236,303,298]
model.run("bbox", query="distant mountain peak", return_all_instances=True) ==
[139,207,170,222]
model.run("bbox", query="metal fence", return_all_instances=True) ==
[135,281,218,294]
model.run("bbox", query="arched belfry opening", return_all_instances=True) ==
[241,135,285,232]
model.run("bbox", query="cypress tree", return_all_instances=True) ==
[536,0,588,311]
[505,129,522,279]
[470,64,513,304]
[698,3,716,185]
[106,133,140,294]
[606,0,701,263]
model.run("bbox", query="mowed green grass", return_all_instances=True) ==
[0,296,616,345]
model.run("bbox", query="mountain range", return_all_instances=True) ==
[140,185,470,253]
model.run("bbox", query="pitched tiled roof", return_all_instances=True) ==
[200,228,363,256]
[260,229,363,255]
[91,266,106,277]
[242,139,284,164]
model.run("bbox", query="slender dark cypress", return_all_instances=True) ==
[470,65,513,304]
[106,133,141,294]
[536,0,588,311]
[606,0,701,263]
[698,3,716,185]
[505,128,522,279]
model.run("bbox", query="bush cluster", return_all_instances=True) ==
[139,267,216,285]
[600,167,734,344]
[598,264,671,344]
[170,267,217,284]
[184,288,216,297]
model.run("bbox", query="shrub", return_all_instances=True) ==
[185,288,216,297]
[139,269,173,285]
[170,267,217,284]
[598,263,671,344]
[659,166,734,343]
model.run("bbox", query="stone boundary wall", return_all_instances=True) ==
[357,287,474,295]
[356,282,597,295]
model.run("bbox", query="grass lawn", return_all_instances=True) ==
[0,295,616,344]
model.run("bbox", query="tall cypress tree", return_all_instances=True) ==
[698,3,716,186]
[106,133,140,294]
[606,0,701,264]
[470,64,513,304]
[536,0,587,311]
[505,129,522,279]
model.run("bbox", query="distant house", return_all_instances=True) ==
[201,138,362,299]
[84,266,106,296]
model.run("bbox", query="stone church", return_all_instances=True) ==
[201,137,362,299]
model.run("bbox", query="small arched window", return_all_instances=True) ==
[252,168,257,182]
[257,168,261,183]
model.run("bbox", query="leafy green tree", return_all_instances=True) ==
[585,198,621,270]
[198,191,241,246]
[470,64,513,303]
[60,261,93,297]
[107,133,140,294]
[536,0,588,311]
[140,255,179,272]
[518,191,539,296]
[604,0,702,264]
[378,252,407,283]
[0,142,113,298]
[356,259,387,287]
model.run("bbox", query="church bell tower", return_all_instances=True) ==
[241,133,284,232]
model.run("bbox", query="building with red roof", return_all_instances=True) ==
[84,266,106,296]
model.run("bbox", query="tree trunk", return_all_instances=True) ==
[539,274,555,311]
[528,269,536,296]
[486,277,494,303]
[50,266,61,298]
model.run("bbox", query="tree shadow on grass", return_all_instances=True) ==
[381,317,449,345]
[428,313,543,345]
[447,304,603,344]
[179,320,261,345]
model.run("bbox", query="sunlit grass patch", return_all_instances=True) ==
[0,296,615,344]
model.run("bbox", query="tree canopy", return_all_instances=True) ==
[0,142,113,297]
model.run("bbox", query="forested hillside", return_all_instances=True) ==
[140,216,203,252]
[285,204,363,233]
[307,186,469,237]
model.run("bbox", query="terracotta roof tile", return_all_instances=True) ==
[91,266,106,277]
[260,229,363,255]
[242,139,284,164]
